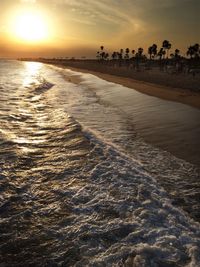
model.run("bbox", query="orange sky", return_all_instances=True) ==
[0,0,199,58]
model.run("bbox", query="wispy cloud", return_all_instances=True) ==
[20,0,36,3]
[2,0,197,54]
[52,0,133,25]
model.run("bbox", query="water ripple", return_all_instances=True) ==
[0,61,200,266]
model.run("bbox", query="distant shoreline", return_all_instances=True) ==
[23,59,200,109]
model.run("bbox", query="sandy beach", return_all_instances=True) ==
[2,0,200,265]
[38,60,200,110]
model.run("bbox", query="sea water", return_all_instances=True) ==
[0,60,200,266]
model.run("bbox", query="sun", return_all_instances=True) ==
[12,11,49,42]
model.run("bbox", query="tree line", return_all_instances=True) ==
[96,41,200,61]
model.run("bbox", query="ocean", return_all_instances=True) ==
[0,60,200,266]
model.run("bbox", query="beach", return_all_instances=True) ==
[35,59,200,110]
[1,0,200,264]
[1,60,200,266]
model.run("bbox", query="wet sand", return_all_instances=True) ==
[57,65,200,110]
[23,58,200,109]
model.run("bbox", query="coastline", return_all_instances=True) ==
[63,66,200,110]
[53,63,200,110]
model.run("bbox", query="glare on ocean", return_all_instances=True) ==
[23,62,42,87]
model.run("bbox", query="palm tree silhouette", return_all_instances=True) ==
[99,46,106,60]
[162,40,172,58]
[148,44,157,60]
[104,53,109,60]
[112,52,118,60]
[96,41,199,72]
[152,44,157,58]
[125,48,130,59]
[187,46,195,58]
[174,49,180,58]
[148,46,153,60]
[158,48,166,60]
[186,44,200,59]
[138,47,144,57]
[192,43,200,58]
[96,51,100,60]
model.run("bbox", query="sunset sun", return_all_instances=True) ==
[12,11,49,42]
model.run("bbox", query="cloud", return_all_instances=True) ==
[20,0,36,3]
[51,0,132,25]
[70,17,96,26]
[16,0,199,52]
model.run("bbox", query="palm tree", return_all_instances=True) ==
[96,51,100,60]
[174,49,180,58]
[162,40,172,58]
[193,43,200,58]
[134,48,144,70]
[101,51,106,60]
[158,48,166,60]
[187,46,195,58]
[125,48,130,59]
[148,44,157,60]
[112,51,118,60]
[100,46,104,60]
[193,43,200,53]
[148,46,153,60]
[152,44,157,58]
[117,52,122,60]
[187,44,200,59]
[130,50,135,68]
[148,44,157,68]
[104,53,109,60]
[138,47,144,57]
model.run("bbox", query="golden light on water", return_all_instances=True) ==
[23,62,42,87]
[9,9,50,43]
[24,61,42,73]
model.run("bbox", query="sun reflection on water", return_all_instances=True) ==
[23,62,42,87]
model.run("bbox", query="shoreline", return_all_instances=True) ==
[48,62,200,110]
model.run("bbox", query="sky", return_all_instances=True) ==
[0,0,199,58]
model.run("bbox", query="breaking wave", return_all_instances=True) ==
[0,60,200,266]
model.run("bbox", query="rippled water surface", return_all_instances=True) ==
[0,60,200,266]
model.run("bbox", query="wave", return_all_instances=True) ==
[45,65,200,223]
[34,79,54,93]
[1,61,200,266]
[1,117,200,266]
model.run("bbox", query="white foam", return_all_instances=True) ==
[0,61,200,266]
[66,128,200,266]
[42,64,200,222]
